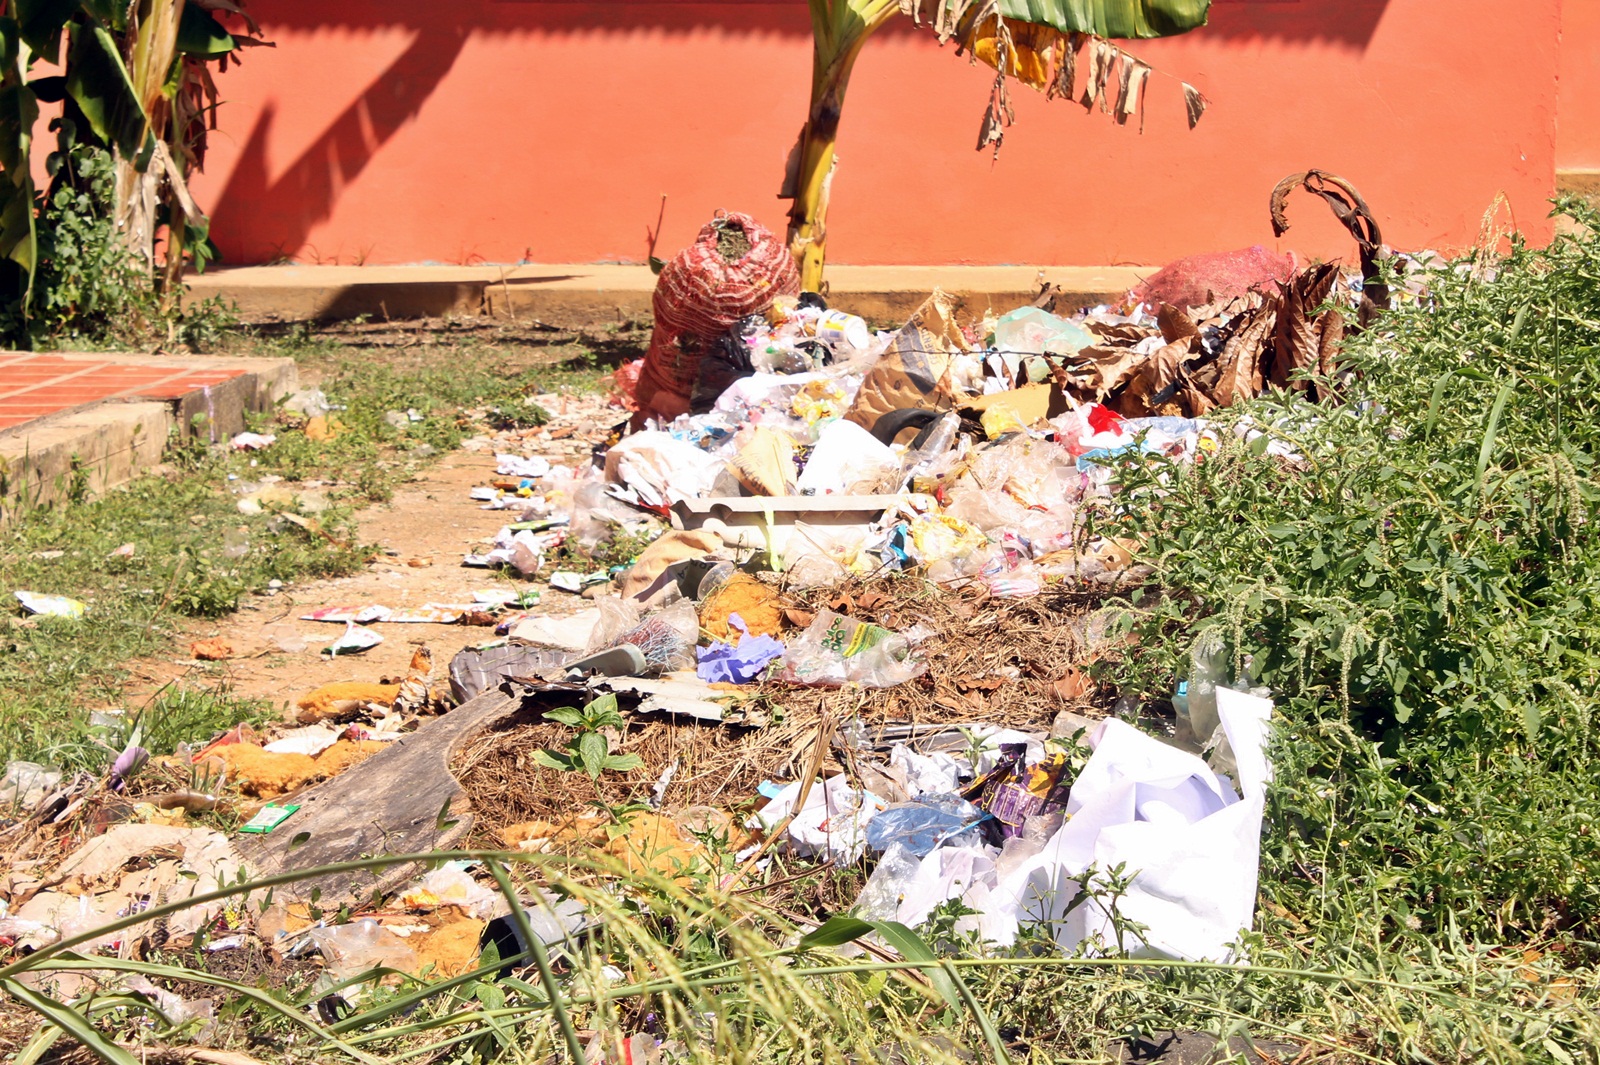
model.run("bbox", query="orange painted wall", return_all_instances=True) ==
[189,1,1561,268]
[1560,0,1600,171]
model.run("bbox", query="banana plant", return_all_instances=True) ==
[0,0,265,324]
[783,0,1212,290]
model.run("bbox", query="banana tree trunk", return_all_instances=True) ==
[785,1,898,292]
[113,0,185,277]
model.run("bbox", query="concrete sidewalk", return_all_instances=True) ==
[0,353,296,520]
[185,263,1153,324]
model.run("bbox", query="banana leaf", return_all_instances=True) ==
[997,0,1209,40]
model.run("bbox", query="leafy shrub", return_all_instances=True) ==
[1104,198,1600,937]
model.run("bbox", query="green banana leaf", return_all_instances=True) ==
[177,6,236,57]
[997,0,1209,39]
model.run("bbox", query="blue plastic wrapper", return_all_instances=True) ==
[865,794,985,857]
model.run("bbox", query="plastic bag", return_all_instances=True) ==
[992,307,1097,358]
[865,794,985,857]
[776,609,926,688]
[795,419,901,496]
[609,598,700,673]
[309,919,419,980]
[781,523,873,589]
[603,431,726,509]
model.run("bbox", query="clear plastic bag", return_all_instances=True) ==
[776,608,926,688]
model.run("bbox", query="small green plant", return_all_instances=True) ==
[533,693,643,778]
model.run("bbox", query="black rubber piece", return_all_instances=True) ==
[870,407,942,448]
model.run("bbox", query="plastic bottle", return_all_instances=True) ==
[900,411,960,488]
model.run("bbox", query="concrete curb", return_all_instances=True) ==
[1,355,298,521]
[185,264,1154,325]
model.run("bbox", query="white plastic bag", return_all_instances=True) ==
[893,688,1273,962]
[795,419,901,495]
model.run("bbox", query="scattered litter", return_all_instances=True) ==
[14,591,85,618]
[323,621,383,656]
[230,431,276,450]
[507,609,600,650]
[549,570,610,593]
[496,454,553,478]
[239,803,301,834]
[0,761,62,810]
[777,609,927,689]
[301,605,392,624]
[190,637,234,661]
[310,918,418,981]
[264,726,344,757]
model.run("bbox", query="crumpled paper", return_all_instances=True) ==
[696,613,784,684]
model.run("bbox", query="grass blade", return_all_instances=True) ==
[1474,383,1513,504]
[483,857,586,1064]
[942,960,1014,1065]
[1,977,139,1065]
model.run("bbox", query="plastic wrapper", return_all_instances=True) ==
[398,866,500,919]
[310,918,420,980]
[449,643,578,702]
[776,608,926,688]
[865,794,985,857]
[965,751,1073,843]
[605,598,699,673]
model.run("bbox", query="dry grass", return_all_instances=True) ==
[452,573,1132,849]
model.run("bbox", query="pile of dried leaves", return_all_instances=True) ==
[1050,170,1386,419]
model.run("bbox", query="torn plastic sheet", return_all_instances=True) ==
[880,687,1272,962]
[753,774,887,865]
[496,455,553,478]
[323,622,382,657]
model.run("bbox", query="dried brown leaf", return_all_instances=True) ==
[1051,667,1092,700]
[1209,305,1277,407]
[1124,336,1200,413]
[1157,303,1200,344]
[1183,83,1209,129]
[1271,263,1340,390]
[1317,307,1346,380]
[1061,345,1148,399]
[1180,380,1217,417]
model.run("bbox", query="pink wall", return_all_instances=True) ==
[189,1,1561,268]
[1560,0,1600,171]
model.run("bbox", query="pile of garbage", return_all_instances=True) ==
[0,215,1354,1016]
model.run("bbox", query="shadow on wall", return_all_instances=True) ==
[249,0,1390,46]
[208,0,1391,263]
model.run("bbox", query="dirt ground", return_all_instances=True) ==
[123,367,619,721]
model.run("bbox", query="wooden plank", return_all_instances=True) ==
[237,686,526,905]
